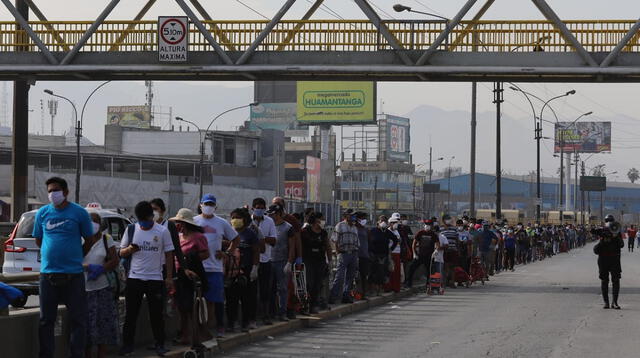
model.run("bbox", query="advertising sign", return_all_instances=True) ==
[296,81,376,124]
[249,103,297,131]
[554,122,611,153]
[384,115,411,161]
[158,16,188,62]
[580,176,607,192]
[107,106,151,128]
[306,156,321,203]
[284,182,305,200]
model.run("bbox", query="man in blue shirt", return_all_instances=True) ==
[33,177,94,358]
[479,222,497,280]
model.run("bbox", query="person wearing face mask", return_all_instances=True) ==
[301,213,332,314]
[193,194,239,338]
[439,214,461,289]
[504,228,517,271]
[354,212,371,299]
[225,208,260,333]
[369,216,398,296]
[478,221,497,281]
[515,223,528,265]
[119,201,175,357]
[404,219,438,288]
[82,212,119,358]
[329,209,361,303]
[168,208,209,345]
[398,214,414,264]
[266,204,296,321]
[251,197,278,325]
[33,177,95,358]
[385,215,403,293]
[593,215,624,309]
[456,219,472,274]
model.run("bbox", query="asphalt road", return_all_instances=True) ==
[220,243,640,358]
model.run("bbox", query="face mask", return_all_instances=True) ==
[139,220,154,230]
[319,220,326,227]
[391,223,398,230]
[48,190,65,206]
[92,222,101,235]
[517,225,522,230]
[424,225,432,231]
[231,218,244,230]
[201,205,216,216]
[457,226,463,231]
[359,219,367,226]
[253,208,265,217]
[444,219,453,226]
[153,211,162,221]
[402,220,409,226]
[379,222,388,229]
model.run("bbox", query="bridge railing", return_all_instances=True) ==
[0,20,638,54]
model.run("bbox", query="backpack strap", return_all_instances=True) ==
[102,234,110,262]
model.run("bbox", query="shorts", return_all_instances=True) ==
[598,256,621,281]
[204,272,224,303]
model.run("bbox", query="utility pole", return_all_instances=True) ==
[581,161,586,226]
[493,82,504,221]
[373,175,378,219]
[428,146,433,217]
[574,151,579,223]
[470,82,477,218]
[535,120,542,222]
[559,129,564,224]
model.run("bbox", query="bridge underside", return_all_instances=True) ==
[2,52,640,82]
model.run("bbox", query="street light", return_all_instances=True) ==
[177,102,259,200]
[44,89,79,203]
[393,3,450,21]
[446,156,455,214]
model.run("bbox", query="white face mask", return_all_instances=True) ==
[444,219,453,226]
[457,226,463,231]
[153,211,162,221]
[48,190,65,206]
[379,222,388,229]
[201,205,216,216]
[402,220,409,226]
[391,223,398,230]
[359,219,367,226]
[319,220,326,227]
[424,225,432,231]
[92,222,101,235]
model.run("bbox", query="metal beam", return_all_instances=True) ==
[276,0,325,51]
[1,0,58,64]
[353,0,413,66]
[24,0,71,51]
[236,0,297,65]
[60,0,121,65]
[188,0,237,51]
[531,0,598,67]
[449,0,495,51]
[600,18,640,67]
[416,0,479,66]
[174,0,234,65]
[108,0,157,52]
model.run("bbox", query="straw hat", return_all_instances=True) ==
[169,208,203,232]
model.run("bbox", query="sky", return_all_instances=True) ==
[1,0,640,181]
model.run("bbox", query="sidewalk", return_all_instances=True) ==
[129,283,426,358]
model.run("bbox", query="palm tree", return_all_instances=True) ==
[628,168,639,183]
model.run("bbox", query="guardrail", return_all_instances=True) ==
[0,272,39,283]
[0,20,638,53]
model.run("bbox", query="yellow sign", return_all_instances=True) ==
[297,81,375,124]
[107,105,151,129]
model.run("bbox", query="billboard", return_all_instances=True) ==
[554,122,611,153]
[249,103,297,131]
[296,81,376,124]
[284,182,305,200]
[306,156,321,203]
[107,106,151,129]
[580,176,606,192]
[386,115,410,161]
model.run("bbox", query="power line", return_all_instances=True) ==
[234,0,270,20]
[411,0,447,18]
[369,0,397,19]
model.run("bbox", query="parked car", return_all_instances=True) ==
[3,206,131,275]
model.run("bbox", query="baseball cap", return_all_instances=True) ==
[390,212,401,221]
[200,193,217,204]
[266,203,283,215]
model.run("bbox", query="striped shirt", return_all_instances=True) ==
[331,222,360,253]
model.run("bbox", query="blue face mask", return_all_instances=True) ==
[253,208,265,217]
[139,220,154,229]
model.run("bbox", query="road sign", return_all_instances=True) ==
[158,16,188,62]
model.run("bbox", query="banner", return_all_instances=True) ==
[284,182,305,200]
[306,156,321,203]
[107,106,151,129]
[296,81,376,124]
[554,122,611,153]
[249,103,297,131]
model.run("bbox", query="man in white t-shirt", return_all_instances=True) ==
[251,197,277,325]
[118,201,174,357]
[193,193,239,338]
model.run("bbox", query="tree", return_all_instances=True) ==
[628,168,639,183]
[591,164,606,177]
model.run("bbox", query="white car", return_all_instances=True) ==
[3,207,132,274]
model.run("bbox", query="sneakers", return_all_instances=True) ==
[278,314,289,322]
[263,318,273,326]
[155,345,169,357]
[216,327,225,338]
[612,303,621,310]
[603,303,610,309]
[249,321,258,330]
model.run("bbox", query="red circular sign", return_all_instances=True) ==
[160,18,187,45]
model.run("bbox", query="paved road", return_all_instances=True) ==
[220,243,640,358]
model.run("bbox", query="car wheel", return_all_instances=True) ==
[11,295,28,308]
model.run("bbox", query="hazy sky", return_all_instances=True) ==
[2,0,640,180]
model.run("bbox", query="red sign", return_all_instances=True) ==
[284,182,305,200]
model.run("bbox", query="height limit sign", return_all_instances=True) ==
[158,16,188,62]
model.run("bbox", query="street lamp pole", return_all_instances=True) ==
[447,156,455,214]
[44,90,79,202]
[175,117,204,199]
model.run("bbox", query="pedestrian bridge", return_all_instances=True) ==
[3,19,640,82]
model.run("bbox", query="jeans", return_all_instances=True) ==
[330,252,359,300]
[480,251,492,277]
[271,261,290,316]
[122,278,165,349]
[258,262,275,319]
[406,256,430,287]
[39,273,87,358]
[225,269,257,328]
[505,247,516,270]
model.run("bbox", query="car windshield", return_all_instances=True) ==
[15,214,35,238]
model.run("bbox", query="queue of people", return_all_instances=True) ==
[32,176,606,358]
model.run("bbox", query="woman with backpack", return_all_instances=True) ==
[83,212,119,358]
[169,208,210,345]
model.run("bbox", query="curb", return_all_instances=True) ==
[155,283,425,357]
